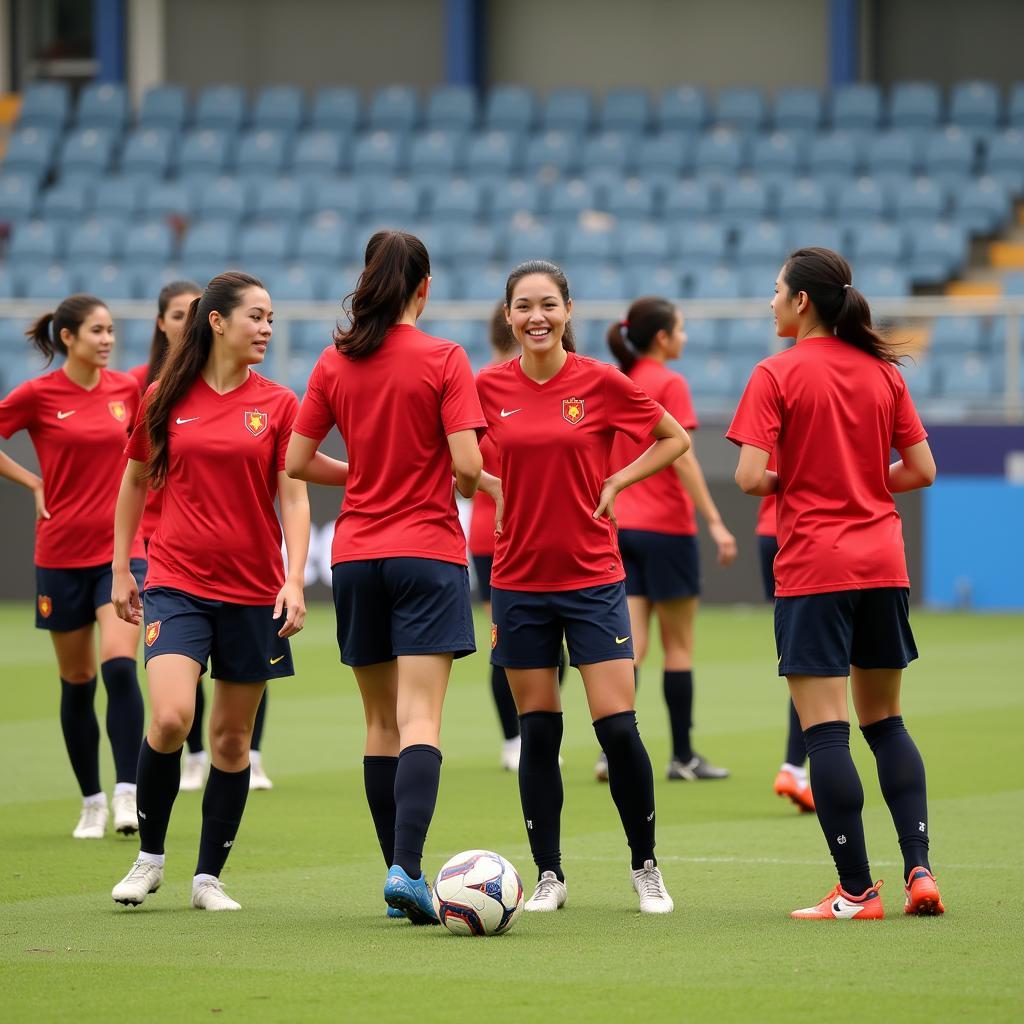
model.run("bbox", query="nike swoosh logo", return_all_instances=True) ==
[500,408,523,418]
[269,655,285,665]
[56,410,76,419]
[831,897,866,918]
[615,636,630,644]
[175,417,200,425]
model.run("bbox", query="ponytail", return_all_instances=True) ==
[504,260,576,353]
[147,279,202,386]
[606,296,677,373]
[783,247,902,364]
[26,294,107,366]
[144,271,261,486]
[607,321,636,373]
[335,230,430,359]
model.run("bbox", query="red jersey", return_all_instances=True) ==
[468,433,500,557]
[129,363,164,542]
[292,326,486,566]
[125,372,299,603]
[611,357,699,536]
[726,337,927,597]
[477,352,664,591]
[0,368,144,568]
[756,452,778,537]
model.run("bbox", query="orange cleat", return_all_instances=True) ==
[904,868,945,916]
[774,767,815,813]
[790,881,884,920]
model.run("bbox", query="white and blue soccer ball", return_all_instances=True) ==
[432,849,524,936]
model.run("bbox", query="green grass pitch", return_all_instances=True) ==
[0,602,1020,1023]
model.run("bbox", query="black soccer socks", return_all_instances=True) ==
[490,665,520,741]
[663,670,694,762]
[185,680,205,754]
[518,711,564,880]
[195,763,250,877]
[392,744,442,879]
[136,739,182,856]
[251,689,268,752]
[861,715,931,880]
[99,658,144,784]
[59,677,101,796]
[593,711,657,871]
[363,755,399,867]
[803,721,873,895]
[785,698,807,767]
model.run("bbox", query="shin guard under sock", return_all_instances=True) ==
[136,739,183,856]
[392,744,442,879]
[490,665,520,741]
[60,678,101,796]
[185,681,205,755]
[363,755,399,867]
[785,699,807,767]
[195,764,250,877]
[100,658,144,784]
[518,711,564,880]
[663,670,693,762]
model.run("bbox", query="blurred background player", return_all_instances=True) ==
[729,247,944,920]
[286,230,488,925]
[478,261,688,915]
[602,296,736,783]
[0,294,145,840]
[110,272,308,911]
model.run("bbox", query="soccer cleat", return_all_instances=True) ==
[524,871,567,912]
[631,860,674,914]
[112,791,139,835]
[386,905,407,919]
[594,751,609,782]
[72,799,108,839]
[501,736,521,772]
[179,751,207,792]
[667,753,730,781]
[383,864,439,925]
[774,766,815,813]
[112,858,163,906]
[790,881,884,920]
[248,757,274,791]
[904,868,945,916]
[192,878,242,911]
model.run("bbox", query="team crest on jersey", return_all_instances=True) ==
[145,621,161,647]
[244,410,268,436]
[562,397,585,424]
[490,623,498,649]
[108,401,127,422]
[37,595,52,619]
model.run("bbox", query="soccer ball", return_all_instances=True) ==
[432,850,524,936]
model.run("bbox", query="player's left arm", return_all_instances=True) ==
[275,471,309,638]
[284,432,348,486]
[734,444,778,496]
[671,437,737,566]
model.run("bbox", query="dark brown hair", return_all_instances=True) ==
[490,300,518,357]
[26,294,107,365]
[144,280,202,386]
[334,230,430,359]
[144,271,263,486]
[503,260,576,352]
[783,247,901,364]
[607,296,677,373]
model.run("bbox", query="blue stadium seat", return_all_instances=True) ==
[694,128,745,178]
[66,219,123,263]
[656,85,708,133]
[735,221,786,267]
[1003,272,1024,297]
[488,178,540,221]
[266,265,318,301]
[950,81,1000,132]
[194,86,246,133]
[253,178,309,223]
[523,130,580,177]
[132,264,199,300]
[251,86,305,133]
[783,220,843,253]
[17,82,70,132]
[719,177,770,228]
[908,222,968,285]
[292,130,347,180]
[309,178,365,219]
[773,88,822,134]
[581,132,635,183]
[776,177,827,222]
[446,223,500,264]
[738,265,778,298]
[600,89,650,134]
[930,316,985,352]
[19,263,72,300]
[75,82,128,133]
[829,84,882,134]
[368,85,419,132]
[866,132,918,184]
[1009,84,1024,128]
[691,266,740,300]
[751,132,803,189]
[181,222,236,266]
[572,265,627,303]
[676,318,720,353]
[295,215,350,268]
[465,130,520,180]
[9,220,62,264]
[430,179,484,224]
[983,130,1024,195]
[92,177,141,221]
[619,222,671,269]
[310,87,360,132]
[924,127,975,190]
[236,130,288,179]
[351,131,407,178]
[603,177,656,222]
[806,131,859,187]
[848,221,905,265]
[682,353,740,398]
[75,262,136,299]
[409,130,466,181]
[953,176,1011,234]
[837,177,885,226]
[503,222,560,264]
[197,176,250,225]
[426,85,477,132]
[454,265,507,302]
[623,265,684,302]
[291,319,335,352]
[177,129,232,178]
[714,88,765,131]
[120,128,175,180]
[3,127,57,178]
[141,180,196,219]
[722,317,774,358]
[541,88,593,133]
[674,221,727,267]
[898,357,937,400]
[139,85,188,132]
[57,128,117,182]
[547,178,597,223]
[894,176,946,226]
[888,82,942,133]
[636,131,693,185]
[365,178,421,223]
[484,85,536,133]
[0,173,38,223]
[426,272,457,301]
[935,352,996,399]
[854,265,909,298]
[123,221,176,267]
[562,223,614,265]
[38,181,92,226]
[318,264,363,302]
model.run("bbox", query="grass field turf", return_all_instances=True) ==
[0,602,1020,1023]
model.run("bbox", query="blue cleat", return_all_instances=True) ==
[386,905,406,919]
[383,864,439,926]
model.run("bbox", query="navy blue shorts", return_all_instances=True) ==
[36,559,147,631]
[619,530,700,602]
[491,581,633,669]
[332,557,475,667]
[758,535,779,601]
[142,586,293,683]
[472,554,493,603]
[774,587,918,677]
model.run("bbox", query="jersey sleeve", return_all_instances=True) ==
[604,365,664,442]
[291,356,335,444]
[124,385,155,461]
[441,345,487,436]
[726,364,782,453]
[891,375,928,449]
[0,379,36,438]
[662,373,699,431]
[275,389,301,472]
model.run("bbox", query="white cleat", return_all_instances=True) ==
[73,799,108,839]
[112,858,164,906]
[112,791,139,835]
[631,860,674,914]
[500,736,521,772]
[179,751,207,792]
[192,878,242,911]
[594,751,609,782]
[248,756,273,791]
[524,870,567,912]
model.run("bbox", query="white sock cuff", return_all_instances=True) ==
[138,851,165,867]
[83,792,107,806]
[113,782,137,797]
[193,873,218,887]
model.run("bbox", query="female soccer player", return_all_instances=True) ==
[130,281,273,794]
[109,271,309,911]
[603,296,736,783]
[478,261,689,915]
[0,295,145,840]
[728,247,943,919]
[286,230,487,925]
